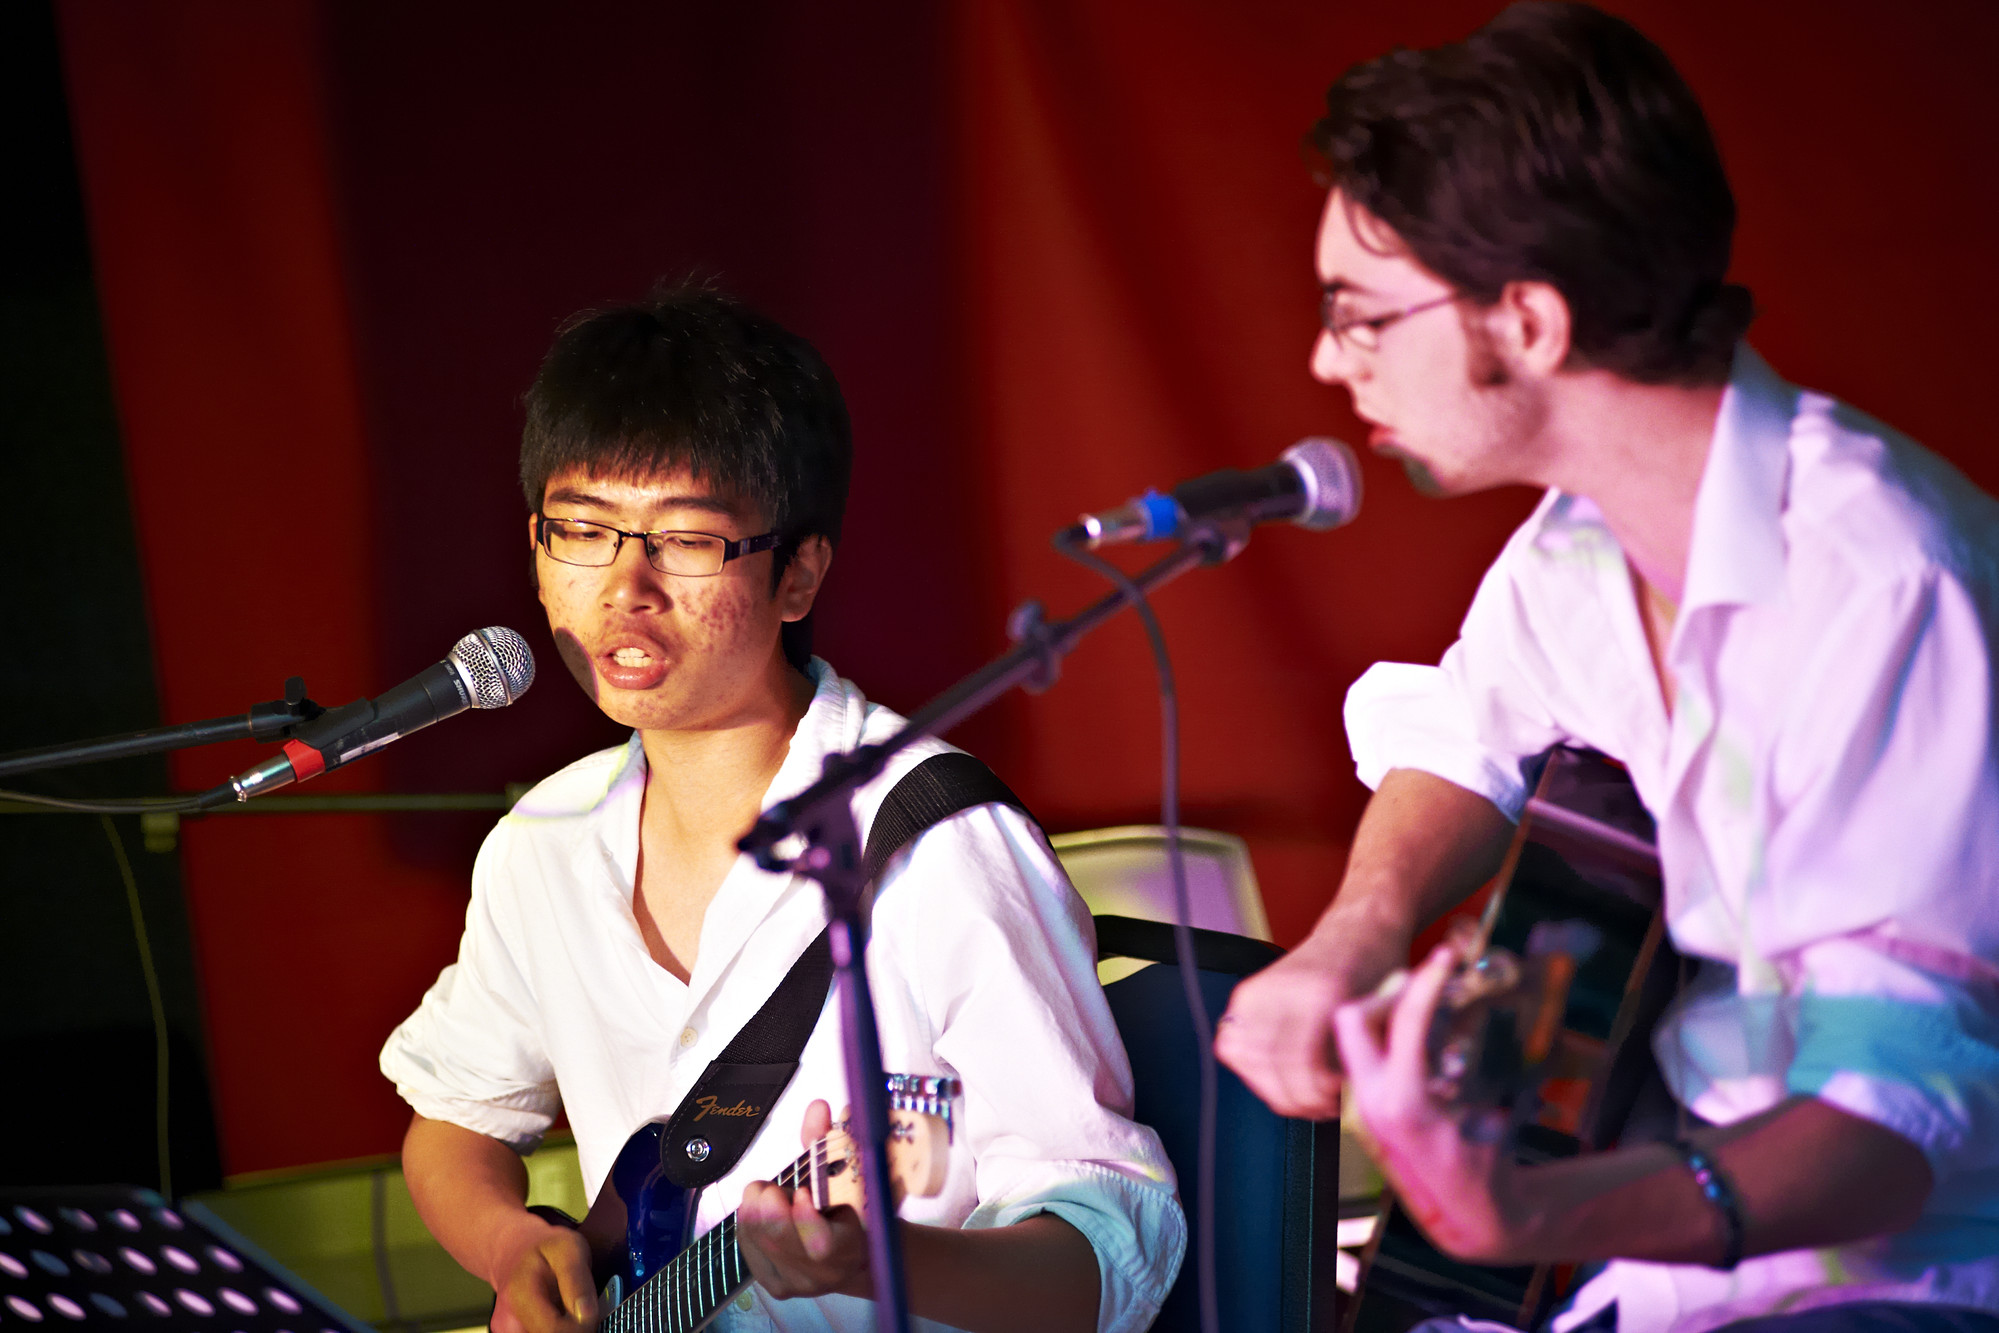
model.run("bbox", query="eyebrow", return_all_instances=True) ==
[541,486,742,521]
[1319,278,1382,300]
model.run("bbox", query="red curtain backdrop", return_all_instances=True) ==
[54,4,442,1176]
[57,0,1999,1173]
[956,0,1999,946]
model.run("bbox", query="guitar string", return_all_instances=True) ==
[663,1134,842,1331]
[627,1142,818,1333]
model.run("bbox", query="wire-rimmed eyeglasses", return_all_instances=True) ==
[535,516,784,576]
[1320,290,1459,354]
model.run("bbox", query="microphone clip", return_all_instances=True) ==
[1181,514,1253,567]
[245,675,327,743]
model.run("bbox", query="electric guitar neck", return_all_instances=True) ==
[597,1093,955,1333]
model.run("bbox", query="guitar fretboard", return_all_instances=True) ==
[601,1139,826,1333]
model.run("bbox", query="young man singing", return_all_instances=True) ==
[382,283,1184,1333]
[1216,5,1999,1331]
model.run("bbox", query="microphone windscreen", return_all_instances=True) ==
[1284,438,1362,531]
[452,627,536,708]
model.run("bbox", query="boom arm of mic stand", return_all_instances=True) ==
[737,521,1244,1333]
[0,677,325,781]
[743,524,1241,859]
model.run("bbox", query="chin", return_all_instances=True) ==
[1395,454,1453,498]
[597,688,688,732]
[1402,455,1517,500]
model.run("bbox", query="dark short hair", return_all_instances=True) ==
[1310,1,1754,386]
[521,279,852,669]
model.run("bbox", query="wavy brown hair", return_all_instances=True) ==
[1311,2,1754,386]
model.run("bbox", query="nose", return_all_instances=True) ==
[1310,328,1354,386]
[600,535,666,610]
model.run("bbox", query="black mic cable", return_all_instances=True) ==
[1049,529,1221,1333]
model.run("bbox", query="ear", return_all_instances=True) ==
[1495,280,1573,377]
[777,535,833,622]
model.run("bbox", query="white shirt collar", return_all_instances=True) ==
[1529,343,1797,611]
[1680,344,1797,613]
[583,655,859,895]
[589,657,861,853]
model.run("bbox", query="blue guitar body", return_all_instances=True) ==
[605,1122,696,1293]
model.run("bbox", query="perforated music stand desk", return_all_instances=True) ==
[0,1185,370,1331]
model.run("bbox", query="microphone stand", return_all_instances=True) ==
[739,518,1250,1333]
[0,677,324,780]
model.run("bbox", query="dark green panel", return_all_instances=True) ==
[0,0,221,1194]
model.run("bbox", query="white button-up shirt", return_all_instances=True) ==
[381,662,1185,1333]
[1345,348,1999,1332]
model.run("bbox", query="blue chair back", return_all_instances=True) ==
[1095,915,1340,1333]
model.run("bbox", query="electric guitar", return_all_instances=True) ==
[589,1076,959,1333]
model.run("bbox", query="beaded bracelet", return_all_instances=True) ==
[1669,1137,1744,1270]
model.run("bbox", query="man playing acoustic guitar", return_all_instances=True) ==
[1217,5,1999,1331]
[381,282,1184,1332]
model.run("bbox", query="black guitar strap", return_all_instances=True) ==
[657,751,1033,1189]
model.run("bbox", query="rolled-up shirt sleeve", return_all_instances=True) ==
[1781,940,1999,1202]
[1345,512,1575,822]
[890,804,1187,1333]
[379,825,561,1151]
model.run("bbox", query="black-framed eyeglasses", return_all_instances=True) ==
[535,516,784,576]
[1320,290,1459,353]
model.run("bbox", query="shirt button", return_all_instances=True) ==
[679,1026,698,1049]
[735,1292,753,1311]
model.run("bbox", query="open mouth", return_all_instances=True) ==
[596,639,672,689]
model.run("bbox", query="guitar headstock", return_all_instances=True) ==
[809,1076,960,1214]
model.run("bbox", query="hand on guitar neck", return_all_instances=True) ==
[734,1099,883,1302]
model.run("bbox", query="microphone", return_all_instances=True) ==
[1061,438,1362,548]
[215,627,536,804]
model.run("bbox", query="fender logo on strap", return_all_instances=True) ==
[692,1096,761,1121]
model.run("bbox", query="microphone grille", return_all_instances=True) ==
[1283,437,1363,531]
[450,626,537,709]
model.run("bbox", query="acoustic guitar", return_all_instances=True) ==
[1345,747,1680,1332]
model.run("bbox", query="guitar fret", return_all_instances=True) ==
[683,1242,696,1330]
[700,1225,714,1314]
[714,1253,728,1320]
